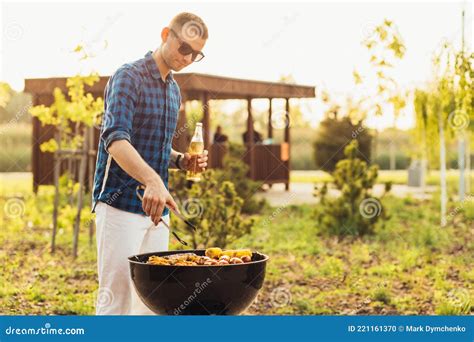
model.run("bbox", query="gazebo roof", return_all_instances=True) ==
[174,73,315,100]
[24,72,315,100]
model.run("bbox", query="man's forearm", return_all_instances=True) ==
[108,139,164,187]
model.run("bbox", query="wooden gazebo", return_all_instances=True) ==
[25,73,315,192]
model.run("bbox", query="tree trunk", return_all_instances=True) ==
[73,130,88,258]
[88,127,95,247]
[438,109,447,227]
[466,137,471,194]
[389,139,396,170]
[458,135,466,201]
[51,130,61,254]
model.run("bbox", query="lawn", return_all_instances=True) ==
[0,173,472,315]
[291,170,474,194]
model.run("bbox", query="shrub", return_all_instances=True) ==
[169,169,254,249]
[313,117,372,173]
[314,140,391,237]
[215,143,266,214]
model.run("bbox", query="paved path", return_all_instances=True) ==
[256,182,437,207]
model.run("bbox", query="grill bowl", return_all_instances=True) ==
[128,249,269,315]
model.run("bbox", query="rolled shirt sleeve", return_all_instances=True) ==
[101,67,141,152]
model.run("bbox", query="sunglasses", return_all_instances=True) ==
[169,28,205,62]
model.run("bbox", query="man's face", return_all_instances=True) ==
[161,26,206,72]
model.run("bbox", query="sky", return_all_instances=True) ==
[0,0,472,129]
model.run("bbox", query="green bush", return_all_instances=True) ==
[314,140,391,237]
[313,117,372,173]
[169,169,254,249]
[216,143,266,214]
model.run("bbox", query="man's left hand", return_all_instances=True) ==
[181,149,208,172]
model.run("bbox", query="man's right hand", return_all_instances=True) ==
[142,179,180,225]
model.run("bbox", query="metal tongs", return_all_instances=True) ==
[136,185,197,246]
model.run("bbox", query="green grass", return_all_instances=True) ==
[235,192,473,315]
[0,123,32,172]
[291,170,474,193]
[0,173,472,315]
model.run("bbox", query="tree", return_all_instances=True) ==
[354,19,407,170]
[453,10,473,199]
[29,73,103,256]
[413,40,470,226]
[313,114,372,173]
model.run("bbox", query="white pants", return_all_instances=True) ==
[94,201,170,315]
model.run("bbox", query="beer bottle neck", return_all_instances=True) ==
[192,126,203,142]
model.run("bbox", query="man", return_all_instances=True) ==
[213,125,228,143]
[92,12,209,315]
[242,126,263,144]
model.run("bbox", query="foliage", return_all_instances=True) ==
[169,169,254,249]
[313,140,390,236]
[29,73,104,152]
[1,174,473,315]
[313,116,372,172]
[0,82,33,125]
[354,19,407,118]
[413,41,473,167]
[216,143,267,214]
[0,82,12,107]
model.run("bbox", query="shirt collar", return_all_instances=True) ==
[144,50,174,83]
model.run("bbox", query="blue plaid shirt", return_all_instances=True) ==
[92,51,181,217]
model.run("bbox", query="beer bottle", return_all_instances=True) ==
[186,122,204,181]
